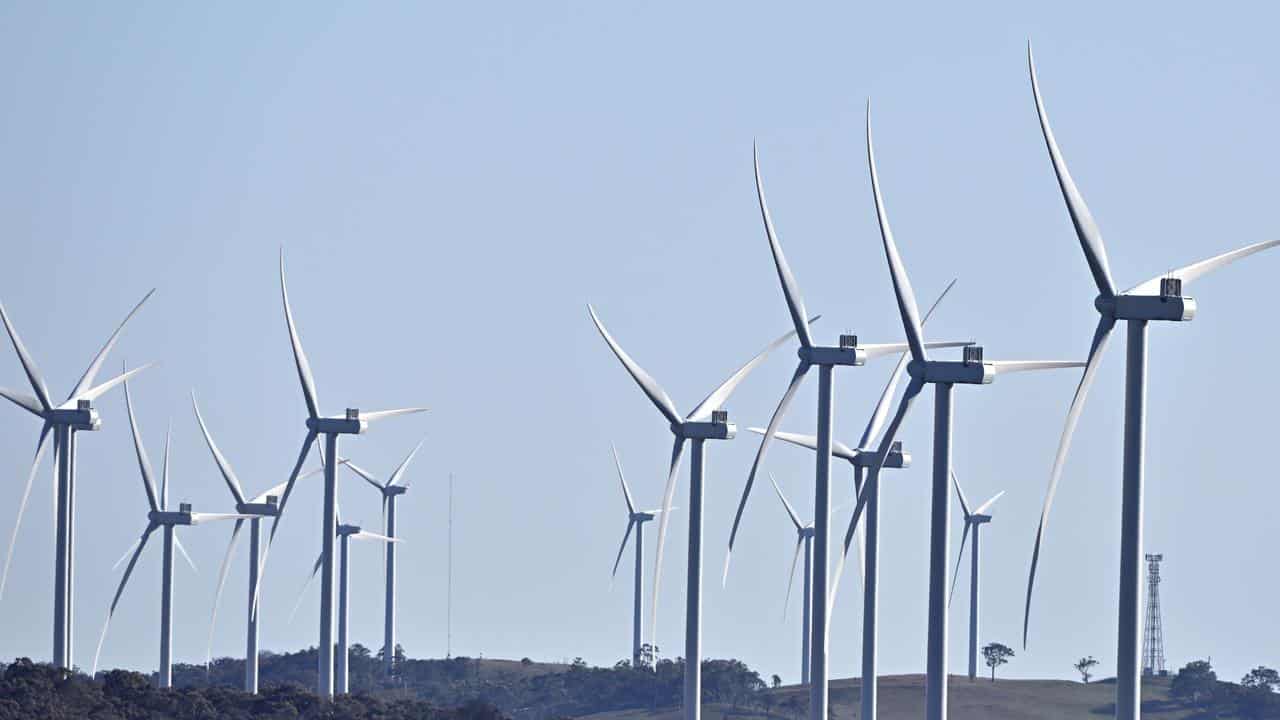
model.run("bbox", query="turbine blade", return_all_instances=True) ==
[831,376,925,606]
[191,392,247,505]
[0,387,44,417]
[123,376,160,513]
[342,459,384,493]
[866,105,927,363]
[686,316,818,422]
[973,490,1005,517]
[69,289,155,400]
[948,522,972,609]
[111,536,143,571]
[92,523,157,676]
[66,363,155,408]
[587,305,682,426]
[288,552,324,624]
[649,437,686,647]
[952,470,972,518]
[611,519,636,581]
[859,340,972,360]
[748,427,859,462]
[351,530,399,543]
[1023,314,1114,648]
[782,535,804,622]
[386,437,426,487]
[254,431,318,617]
[205,519,244,668]
[160,423,171,512]
[1028,44,1117,298]
[612,443,636,515]
[360,407,428,424]
[1125,238,1280,296]
[250,480,291,505]
[754,143,814,349]
[280,249,321,420]
[857,279,958,448]
[769,474,804,531]
[174,532,197,572]
[0,422,53,599]
[189,512,260,524]
[0,301,52,412]
[724,361,810,584]
[989,360,1085,375]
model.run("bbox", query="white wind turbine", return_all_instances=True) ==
[92,379,254,686]
[0,290,154,671]
[607,443,670,668]
[588,304,807,720]
[724,147,970,720]
[836,105,1083,720]
[1021,46,1280,720]
[287,511,399,695]
[258,250,426,699]
[193,392,324,693]
[768,474,815,685]
[340,438,426,680]
[946,470,1003,682]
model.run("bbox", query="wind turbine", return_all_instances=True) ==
[947,471,1003,682]
[340,438,426,679]
[259,250,427,699]
[1021,47,1280,720]
[724,147,971,720]
[769,474,814,685]
[92,379,253,687]
[835,106,1083,720]
[607,443,668,668]
[0,289,154,670]
[192,392,324,693]
[288,514,399,695]
[588,304,805,720]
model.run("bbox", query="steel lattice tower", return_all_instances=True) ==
[1142,554,1166,676]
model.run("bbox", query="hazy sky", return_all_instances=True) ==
[0,1,1277,687]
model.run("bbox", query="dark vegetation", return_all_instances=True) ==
[1164,659,1280,719]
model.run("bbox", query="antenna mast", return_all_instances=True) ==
[447,472,453,659]
[1142,553,1166,676]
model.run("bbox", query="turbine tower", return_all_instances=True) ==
[769,475,814,685]
[193,392,323,693]
[259,250,426,699]
[588,304,803,720]
[1020,47,1280,720]
[839,106,1082,720]
[752,279,955,719]
[290,515,399,695]
[0,290,154,671]
[724,147,970,720]
[607,444,665,667]
[947,471,1004,682]
[92,379,252,686]
[341,438,427,679]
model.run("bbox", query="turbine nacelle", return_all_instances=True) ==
[149,503,195,526]
[384,485,409,497]
[337,523,362,536]
[306,408,367,435]
[850,440,910,470]
[1095,293,1197,323]
[236,496,279,517]
[909,348,996,386]
[969,514,993,525]
[45,400,101,431]
[673,412,736,441]
[798,335,867,366]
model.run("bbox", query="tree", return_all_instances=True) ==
[1242,667,1280,693]
[771,674,782,689]
[1074,656,1099,684]
[1171,659,1218,707]
[981,643,1014,682]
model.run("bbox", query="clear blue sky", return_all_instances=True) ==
[0,1,1276,686]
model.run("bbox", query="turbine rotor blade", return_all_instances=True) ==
[612,443,636,515]
[973,490,1005,517]
[280,250,321,420]
[753,143,814,349]
[68,288,155,400]
[92,523,157,676]
[687,316,818,422]
[1028,44,1117,298]
[859,340,971,360]
[0,423,53,600]
[952,470,972,518]
[649,437,686,647]
[123,376,160,512]
[342,459,384,493]
[67,363,156,408]
[724,361,810,584]
[866,105,927,363]
[191,392,247,506]
[1024,315,1115,648]
[748,427,859,463]
[288,552,324,624]
[1125,238,1280,296]
[587,305,682,426]
[948,522,972,609]
[989,360,1086,375]
[160,423,171,512]
[0,301,52,411]
[770,474,804,531]
[611,519,636,580]
[251,480,292,505]
[0,387,44,417]
[253,431,318,617]
[205,518,244,668]
[174,532,197,572]
[360,407,428,424]
[386,437,427,487]
[782,535,804,621]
